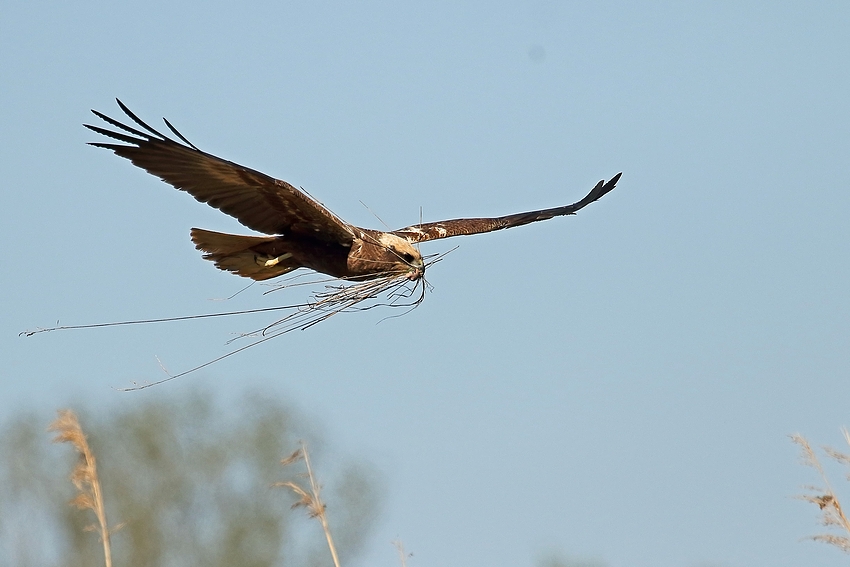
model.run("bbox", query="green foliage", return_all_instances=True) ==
[0,391,380,567]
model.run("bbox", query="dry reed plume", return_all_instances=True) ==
[792,429,850,552]
[393,539,412,567]
[48,409,116,567]
[276,442,341,567]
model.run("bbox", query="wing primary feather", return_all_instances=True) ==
[162,117,200,150]
[88,142,135,151]
[115,98,170,140]
[83,124,147,145]
[89,109,154,140]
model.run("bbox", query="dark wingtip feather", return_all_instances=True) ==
[599,172,622,199]
[585,172,622,203]
[115,99,169,140]
[86,110,153,141]
[87,142,128,151]
[163,116,200,151]
[83,123,144,145]
[609,172,623,187]
[556,171,622,215]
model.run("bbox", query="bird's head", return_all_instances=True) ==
[377,233,424,280]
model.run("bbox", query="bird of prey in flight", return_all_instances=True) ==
[85,100,621,285]
[19,101,622,386]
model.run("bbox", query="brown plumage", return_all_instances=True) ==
[86,100,620,282]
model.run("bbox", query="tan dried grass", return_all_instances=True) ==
[276,442,341,567]
[792,429,850,552]
[393,539,412,567]
[49,409,116,567]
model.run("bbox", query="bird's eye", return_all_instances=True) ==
[402,253,415,263]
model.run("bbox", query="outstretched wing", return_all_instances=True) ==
[85,100,356,244]
[393,173,621,243]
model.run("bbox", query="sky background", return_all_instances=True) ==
[2,2,850,566]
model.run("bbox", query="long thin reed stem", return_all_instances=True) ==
[276,442,341,567]
[49,410,113,567]
[302,443,341,567]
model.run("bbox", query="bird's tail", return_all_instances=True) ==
[190,228,300,281]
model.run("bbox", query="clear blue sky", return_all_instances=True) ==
[2,2,849,566]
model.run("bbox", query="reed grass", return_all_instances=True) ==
[37,405,391,566]
[48,409,116,567]
[276,441,341,567]
[792,429,850,552]
[393,539,411,567]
